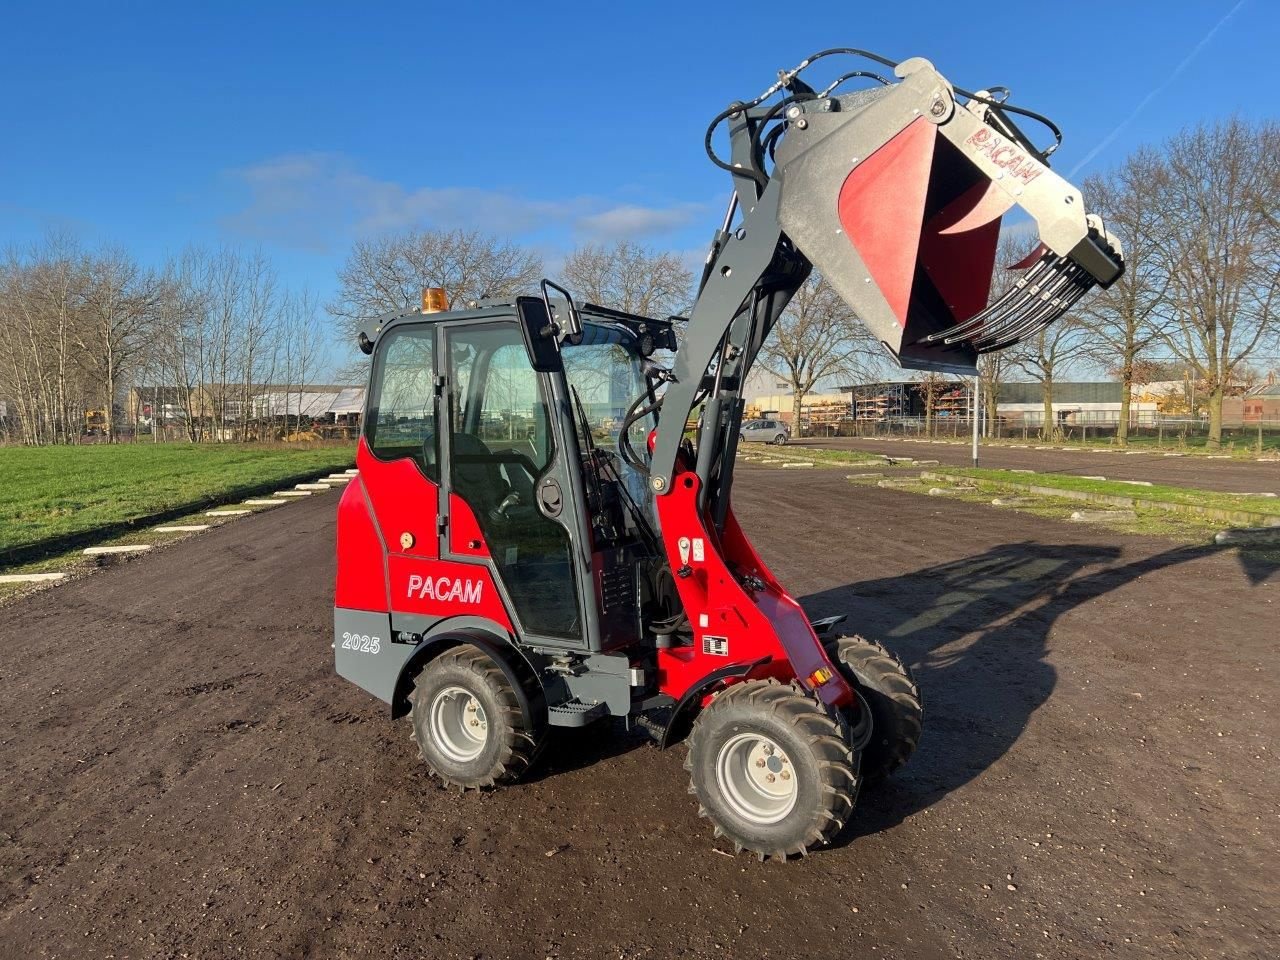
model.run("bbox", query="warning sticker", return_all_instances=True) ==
[702,635,729,657]
[692,538,705,562]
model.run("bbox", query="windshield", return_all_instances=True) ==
[561,323,648,442]
[563,322,654,510]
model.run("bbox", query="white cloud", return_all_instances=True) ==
[221,153,703,252]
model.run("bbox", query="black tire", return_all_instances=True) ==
[832,635,922,782]
[773,433,787,445]
[739,432,748,444]
[409,644,545,788]
[685,679,859,860]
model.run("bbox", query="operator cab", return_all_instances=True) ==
[357,295,676,658]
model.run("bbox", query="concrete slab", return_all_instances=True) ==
[781,462,814,469]
[991,497,1036,507]
[928,486,977,496]
[244,499,286,506]
[275,490,312,497]
[344,469,358,474]
[1215,527,1280,545]
[295,483,331,491]
[1070,509,1137,523]
[324,475,351,482]
[154,525,210,533]
[84,545,152,555]
[1116,480,1154,487]
[205,509,251,516]
[0,572,68,583]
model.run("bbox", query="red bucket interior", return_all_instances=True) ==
[837,118,1013,342]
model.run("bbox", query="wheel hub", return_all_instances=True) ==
[428,685,489,763]
[715,733,797,825]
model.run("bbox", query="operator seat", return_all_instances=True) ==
[450,433,510,516]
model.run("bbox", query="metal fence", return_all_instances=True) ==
[798,414,1280,450]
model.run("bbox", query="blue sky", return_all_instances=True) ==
[1,0,1271,343]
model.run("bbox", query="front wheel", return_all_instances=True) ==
[832,636,922,782]
[409,644,544,788]
[685,680,859,860]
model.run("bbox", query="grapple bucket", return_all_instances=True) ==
[773,58,1123,373]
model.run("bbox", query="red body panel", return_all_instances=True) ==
[334,477,389,612]
[337,438,514,630]
[356,439,439,560]
[654,470,852,708]
[448,494,492,559]
[388,555,513,628]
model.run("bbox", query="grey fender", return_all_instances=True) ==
[389,617,545,734]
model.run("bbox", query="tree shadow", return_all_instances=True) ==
[799,539,1280,843]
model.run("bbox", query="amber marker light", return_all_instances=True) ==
[421,287,449,313]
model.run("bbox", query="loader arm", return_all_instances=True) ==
[648,52,1124,520]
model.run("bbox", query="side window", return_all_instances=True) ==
[365,325,438,480]
[477,343,553,469]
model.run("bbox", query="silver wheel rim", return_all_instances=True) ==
[428,685,488,763]
[715,732,797,825]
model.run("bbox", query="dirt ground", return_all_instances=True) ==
[2,468,1276,959]
[794,436,1280,494]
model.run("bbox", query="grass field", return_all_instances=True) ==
[0,443,355,561]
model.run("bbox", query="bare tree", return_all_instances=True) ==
[1077,149,1174,444]
[76,248,160,441]
[978,352,1009,437]
[1008,319,1086,440]
[1156,118,1280,446]
[918,372,948,437]
[278,290,324,438]
[330,228,542,342]
[758,272,878,435]
[561,241,693,317]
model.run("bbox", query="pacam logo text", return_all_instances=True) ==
[964,128,1043,186]
[406,573,484,604]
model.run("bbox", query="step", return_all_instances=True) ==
[548,700,610,728]
[154,524,210,533]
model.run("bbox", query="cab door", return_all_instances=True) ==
[440,320,588,647]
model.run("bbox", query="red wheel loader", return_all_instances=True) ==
[333,49,1123,859]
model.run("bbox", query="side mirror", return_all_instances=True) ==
[540,279,583,343]
[515,296,564,373]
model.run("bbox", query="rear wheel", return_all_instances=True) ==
[409,644,544,788]
[686,680,859,860]
[832,635,922,782]
[772,433,787,445]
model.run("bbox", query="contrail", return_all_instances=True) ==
[1067,0,1248,177]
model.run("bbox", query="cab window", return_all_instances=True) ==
[365,325,438,481]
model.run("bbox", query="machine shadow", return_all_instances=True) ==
[800,539,1274,844]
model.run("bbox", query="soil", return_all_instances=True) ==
[794,436,1280,494]
[1,468,1276,959]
